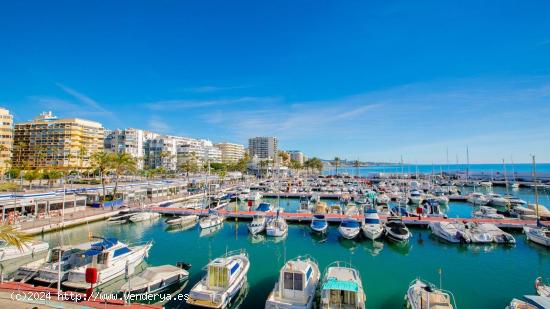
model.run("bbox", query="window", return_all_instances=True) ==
[283,272,303,291]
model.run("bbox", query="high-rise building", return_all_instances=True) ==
[248,137,278,160]
[104,128,159,169]
[288,150,305,165]
[144,137,178,171]
[0,108,13,171]
[13,111,104,169]
[215,142,245,163]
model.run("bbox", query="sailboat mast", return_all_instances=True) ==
[502,159,510,196]
[466,147,470,182]
[532,155,540,222]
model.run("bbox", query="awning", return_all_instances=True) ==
[322,278,358,292]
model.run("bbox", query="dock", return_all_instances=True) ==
[152,207,545,230]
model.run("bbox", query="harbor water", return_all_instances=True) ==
[37,187,549,308]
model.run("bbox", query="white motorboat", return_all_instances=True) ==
[266,213,288,237]
[187,250,249,308]
[418,199,447,218]
[248,214,267,235]
[466,222,515,244]
[429,221,471,243]
[375,193,390,205]
[487,193,510,207]
[315,202,328,214]
[467,193,490,206]
[200,213,225,229]
[106,210,138,224]
[524,225,550,247]
[361,209,384,240]
[527,204,550,221]
[535,277,550,297]
[507,296,550,309]
[246,191,262,202]
[408,190,423,205]
[472,206,505,219]
[63,238,152,290]
[165,215,199,226]
[338,218,361,240]
[310,214,328,234]
[0,240,49,262]
[265,255,320,309]
[344,204,359,217]
[129,211,160,223]
[34,242,95,285]
[433,192,450,206]
[384,217,411,242]
[329,204,343,215]
[119,264,188,295]
[406,278,456,309]
[480,181,493,187]
[376,204,392,216]
[510,206,537,220]
[320,261,366,309]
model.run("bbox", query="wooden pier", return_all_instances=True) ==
[151,207,545,230]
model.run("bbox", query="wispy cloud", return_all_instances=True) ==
[184,85,253,93]
[146,96,279,111]
[536,39,550,47]
[148,115,172,133]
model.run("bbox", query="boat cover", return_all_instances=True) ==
[322,277,358,292]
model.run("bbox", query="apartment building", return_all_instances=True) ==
[13,111,104,169]
[0,108,13,171]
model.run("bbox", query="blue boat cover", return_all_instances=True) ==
[322,277,359,292]
[312,220,327,228]
[256,203,272,212]
[313,214,325,219]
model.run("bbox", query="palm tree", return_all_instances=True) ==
[23,169,40,189]
[333,157,341,175]
[353,160,360,177]
[91,151,113,200]
[0,144,7,180]
[0,224,33,250]
[111,152,137,196]
[14,141,27,168]
[178,152,199,181]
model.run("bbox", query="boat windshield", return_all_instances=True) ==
[364,218,380,224]
[208,265,229,288]
[283,271,304,291]
[341,220,360,228]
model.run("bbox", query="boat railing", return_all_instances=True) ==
[220,248,247,259]
[289,254,318,266]
[410,278,458,309]
[322,260,356,277]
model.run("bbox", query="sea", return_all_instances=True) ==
[37,185,550,309]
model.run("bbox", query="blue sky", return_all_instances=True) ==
[1,1,550,163]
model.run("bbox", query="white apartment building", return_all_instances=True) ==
[104,128,159,169]
[248,136,278,160]
[288,150,305,165]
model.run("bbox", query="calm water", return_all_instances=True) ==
[37,188,550,309]
[324,163,550,176]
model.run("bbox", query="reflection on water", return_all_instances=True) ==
[19,214,550,309]
[363,240,384,256]
[199,224,223,238]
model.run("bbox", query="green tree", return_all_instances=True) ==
[43,169,64,188]
[23,169,40,189]
[353,160,360,177]
[332,157,341,175]
[178,152,199,181]
[111,152,137,197]
[91,151,113,200]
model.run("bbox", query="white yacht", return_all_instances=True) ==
[466,222,515,244]
[0,240,49,262]
[119,264,188,295]
[63,238,152,290]
[524,225,550,247]
[376,204,392,216]
[248,213,267,235]
[320,261,366,309]
[406,278,456,309]
[34,242,94,285]
[246,191,262,202]
[129,211,160,223]
[408,190,423,205]
[200,213,225,229]
[361,209,383,240]
[535,277,550,297]
[487,193,510,207]
[265,256,320,309]
[310,214,328,234]
[467,193,490,206]
[329,204,343,215]
[472,206,505,219]
[419,199,447,218]
[429,221,471,243]
[187,250,249,308]
[384,217,411,242]
[338,218,361,240]
[165,214,199,226]
[266,213,288,237]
